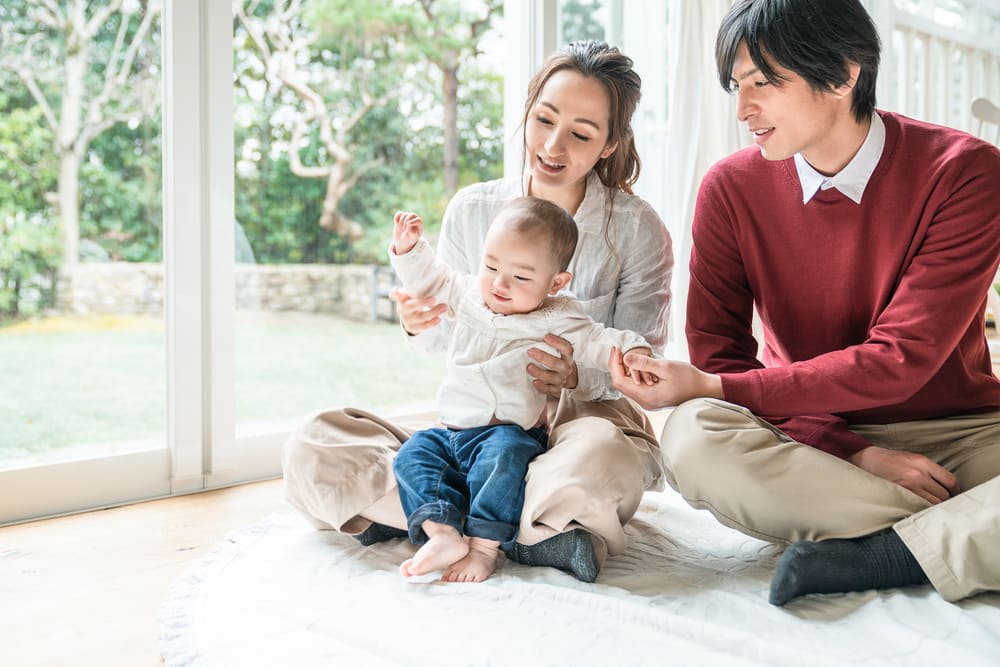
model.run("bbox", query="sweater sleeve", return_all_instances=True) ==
[686,170,765,376]
[388,238,470,316]
[720,145,1000,416]
[556,301,651,372]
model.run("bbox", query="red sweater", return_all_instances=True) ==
[687,111,1000,459]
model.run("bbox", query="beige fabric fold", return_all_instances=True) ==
[282,407,435,533]
[660,397,1000,600]
[282,394,663,568]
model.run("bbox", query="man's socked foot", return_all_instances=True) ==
[507,528,599,582]
[442,537,501,583]
[353,522,408,546]
[401,526,469,578]
[769,530,928,606]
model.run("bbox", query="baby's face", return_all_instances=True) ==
[478,224,562,316]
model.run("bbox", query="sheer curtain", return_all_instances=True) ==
[662,0,746,360]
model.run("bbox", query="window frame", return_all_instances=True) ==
[0,0,268,526]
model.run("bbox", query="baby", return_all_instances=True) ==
[389,195,657,582]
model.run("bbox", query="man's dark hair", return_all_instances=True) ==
[716,0,881,122]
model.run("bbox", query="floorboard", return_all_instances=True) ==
[0,478,286,667]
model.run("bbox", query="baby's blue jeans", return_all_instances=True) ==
[393,424,547,552]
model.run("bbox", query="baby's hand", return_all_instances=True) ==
[393,211,424,255]
[622,347,659,386]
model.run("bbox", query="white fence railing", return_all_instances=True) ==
[889,9,1000,133]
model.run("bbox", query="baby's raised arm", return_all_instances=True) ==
[393,211,424,255]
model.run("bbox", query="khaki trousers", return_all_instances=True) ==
[282,394,664,567]
[660,398,1000,601]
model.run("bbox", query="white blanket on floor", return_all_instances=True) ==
[160,488,1000,666]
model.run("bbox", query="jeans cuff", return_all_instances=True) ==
[407,501,464,544]
[464,516,517,552]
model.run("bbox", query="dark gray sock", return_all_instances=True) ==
[353,522,408,546]
[769,530,929,606]
[506,529,600,583]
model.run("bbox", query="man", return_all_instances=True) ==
[610,0,1000,605]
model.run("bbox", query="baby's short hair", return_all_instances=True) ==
[493,196,579,272]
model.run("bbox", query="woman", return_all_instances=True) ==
[283,40,673,582]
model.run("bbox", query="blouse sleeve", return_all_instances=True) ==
[611,201,672,350]
[568,196,673,402]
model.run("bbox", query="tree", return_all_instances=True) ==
[234,0,416,242]
[560,0,605,43]
[79,116,162,262]
[0,0,161,268]
[0,101,61,319]
[410,0,502,196]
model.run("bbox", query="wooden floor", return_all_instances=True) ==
[0,478,287,667]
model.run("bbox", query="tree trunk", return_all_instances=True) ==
[59,16,87,268]
[58,151,81,268]
[442,65,459,196]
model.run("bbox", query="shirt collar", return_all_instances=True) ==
[793,112,885,204]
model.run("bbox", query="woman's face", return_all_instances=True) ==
[524,69,617,200]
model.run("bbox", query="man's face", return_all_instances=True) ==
[730,42,852,174]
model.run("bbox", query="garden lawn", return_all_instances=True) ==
[0,313,445,464]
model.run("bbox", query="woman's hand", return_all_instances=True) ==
[527,334,579,397]
[390,288,448,335]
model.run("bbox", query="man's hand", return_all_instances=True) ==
[527,334,578,398]
[392,211,423,255]
[608,347,723,410]
[848,446,957,504]
[619,347,658,385]
[391,288,447,335]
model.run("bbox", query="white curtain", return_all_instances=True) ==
[662,0,746,360]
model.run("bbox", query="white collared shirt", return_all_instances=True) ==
[794,112,885,204]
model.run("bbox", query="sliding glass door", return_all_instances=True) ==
[228,1,510,446]
[0,0,169,523]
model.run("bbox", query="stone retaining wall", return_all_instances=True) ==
[57,262,398,322]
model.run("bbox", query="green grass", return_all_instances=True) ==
[233,312,445,423]
[0,313,446,463]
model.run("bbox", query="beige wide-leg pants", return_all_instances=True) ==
[660,398,1000,601]
[282,394,664,567]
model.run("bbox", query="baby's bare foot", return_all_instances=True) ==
[400,522,469,578]
[442,537,501,583]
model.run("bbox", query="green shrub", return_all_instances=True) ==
[0,212,62,318]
